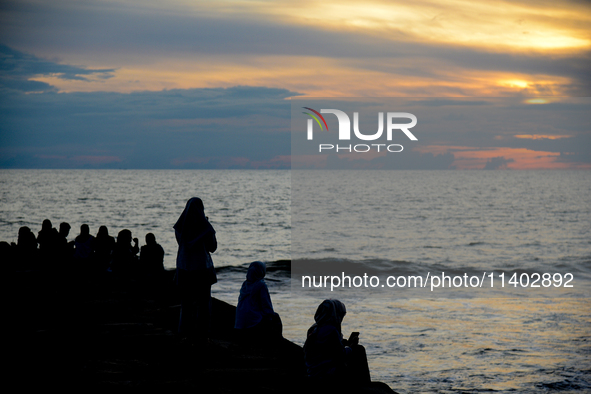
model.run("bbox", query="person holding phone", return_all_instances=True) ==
[303,299,371,388]
[174,197,218,344]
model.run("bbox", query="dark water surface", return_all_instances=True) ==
[2,169,589,393]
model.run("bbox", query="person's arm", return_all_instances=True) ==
[259,283,275,316]
[344,331,359,347]
[323,326,352,360]
[206,232,217,253]
[158,245,165,270]
[132,238,139,255]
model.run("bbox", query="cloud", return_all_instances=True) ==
[2,58,588,169]
[1,1,590,170]
[292,97,590,170]
[1,1,590,95]
[0,44,114,92]
[321,151,456,170]
[554,150,591,164]
[0,46,299,169]
[500,132,591,166]
[0,55,298,168]
[483,156,514,170]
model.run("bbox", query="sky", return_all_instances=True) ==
[0,0,590,169]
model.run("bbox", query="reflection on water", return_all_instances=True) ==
[273,294,591,393]
[214,263,590,394]
[287,169,591,391]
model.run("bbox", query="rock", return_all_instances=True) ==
[7,268,397,393]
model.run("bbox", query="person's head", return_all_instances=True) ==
[80,224,89,236]
[246,261,266,282]
[174,197,210,238]
[117,229,132,244]
[42,219,52,231]
[59,222,71,237]
[97,226,109,237]
[145,233,156,245]
[184,197,205,222]
[186,197,204,212]
[314,299,347,331]
[18,227,34,248]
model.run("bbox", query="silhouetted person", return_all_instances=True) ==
[94,226,115,273]
[111,229,139,278]
[16,226,37,252]
[58,222,72,244]
[59,222,71,239]
[140,233,165,275]
[303,299,371,389]
[37,219,55,251]
[174,197,217,343]
[235,261,282,343]
[73,224,95,272]
[37,219,59,266]
[1,241,15,267]
[57,222,74,266]
[14,226,37,270]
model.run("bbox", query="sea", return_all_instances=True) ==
[1,169,590,393]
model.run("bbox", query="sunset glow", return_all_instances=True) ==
[414,145,590,170]
[9,0,589,97]
[514,135,572,140]
[1,0,589,169]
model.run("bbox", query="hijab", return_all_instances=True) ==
[308,299,347,336]
[174,197,215,247]
[235,261,273,329]
[239,261,267,298]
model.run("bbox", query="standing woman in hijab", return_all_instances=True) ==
[174,197,218,343]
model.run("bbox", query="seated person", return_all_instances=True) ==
[303,299,371,388]
[235,261,282,342]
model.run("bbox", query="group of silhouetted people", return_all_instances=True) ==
[3,219,164,279]
[174,197,371,390]
[2,198,372,390]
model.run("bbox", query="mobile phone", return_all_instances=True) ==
[348,331,360,342]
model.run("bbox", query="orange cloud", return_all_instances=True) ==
[207,0,591,51]
[414,146,590,170]
[25,0,590,96]
[514,134,572,140]
[31,56,581,97]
